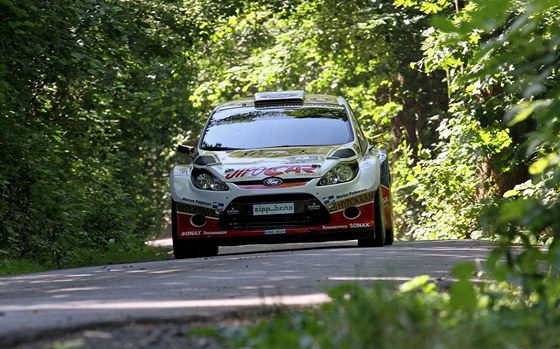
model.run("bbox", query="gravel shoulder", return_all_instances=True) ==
[8,310,268,349]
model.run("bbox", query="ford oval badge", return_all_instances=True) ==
[263,177,283,187]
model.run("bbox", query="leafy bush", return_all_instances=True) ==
[430,0,560,311]
[0,0,199,267]
[192,276,560,349]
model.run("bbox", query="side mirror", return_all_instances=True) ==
[177,144,195,159]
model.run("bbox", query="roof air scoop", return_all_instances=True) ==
[254,90,305,108]
[329,148,357,159]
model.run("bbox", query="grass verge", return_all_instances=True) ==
[0,258,49,276]
[0,242,170,276]
[188,277,560,349]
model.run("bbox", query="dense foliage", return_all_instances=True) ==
[0,0,202,266]
[2,0,559,345]
[1,0,558,300]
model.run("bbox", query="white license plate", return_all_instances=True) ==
[253,203,295,216]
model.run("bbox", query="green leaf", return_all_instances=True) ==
[420,2,441,14]
[506,102,534,126]
[503,189,519,198]
[529,158,549,175]
[450,279,477,310]
[452,262,476,280]
[431,15,456,32]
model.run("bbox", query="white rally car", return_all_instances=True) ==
[170,91,394,258]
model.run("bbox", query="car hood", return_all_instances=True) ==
[198,145,356,181]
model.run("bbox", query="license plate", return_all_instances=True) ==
[253,203,295,216]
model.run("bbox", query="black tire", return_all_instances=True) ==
[358,189,385,247]
[171,200,218,259]
[384,208,394,246]
[384,226,394,246]
[379,151,394,246]
[384,191,394,245]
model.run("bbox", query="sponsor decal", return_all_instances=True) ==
[335,189,367,200]
[176,202,219,218]
[379,152,387,162]
[383,196,390,205]
[360,159,376,168]
[264,229,286,235]
[253,203,295,216]
[326,191,375,212]
[381,185,393,228]
[322,225,349,230]
[228,148,332,158]
[203,231,227,236]
[350,223,371,228]
[227,207,240,215]
[212,202,225,210]
[174,167,190,176]
[237,181,309,190]
[307,96,337,103]
[322,195,335,204]
[224,164,320,179]
[286,156,323,164]
[256,91,301,100]
[306,202,321,211]
[181,231,202,236]
[181,198,212,207]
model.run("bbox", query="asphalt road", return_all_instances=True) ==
[0,240,494,345]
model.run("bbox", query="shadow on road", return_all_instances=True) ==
[0,240,496,344]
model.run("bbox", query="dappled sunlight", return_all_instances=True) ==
[0,241,497,339]
[45,287,103,294]
[328,276,414,282]
[1,293,331,312]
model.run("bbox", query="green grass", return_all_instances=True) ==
[189,277,560,349]
[0,258,49,276]
[61,242,171,269]
[0,242,170,276]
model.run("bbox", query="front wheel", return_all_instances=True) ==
[357,189,385,247]
[171,200,219,259]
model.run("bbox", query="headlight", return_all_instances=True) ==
[193,171,229,191]
[318,162,358,186]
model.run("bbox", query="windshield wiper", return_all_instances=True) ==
[202,146,241,151]
[263,144,311,148]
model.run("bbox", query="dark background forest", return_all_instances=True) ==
[1,0,558,285]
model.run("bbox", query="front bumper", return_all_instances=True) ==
[174,194,376,245]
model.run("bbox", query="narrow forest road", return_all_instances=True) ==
[0,240,494,347]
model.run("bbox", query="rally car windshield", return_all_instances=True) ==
[200,107,354,150]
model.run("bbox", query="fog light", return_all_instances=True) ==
[344,206,361,219]
[191,214,207,227]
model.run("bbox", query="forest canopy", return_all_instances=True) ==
[1,0,558,292]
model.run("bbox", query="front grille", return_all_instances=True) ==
[219,194,330,229]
